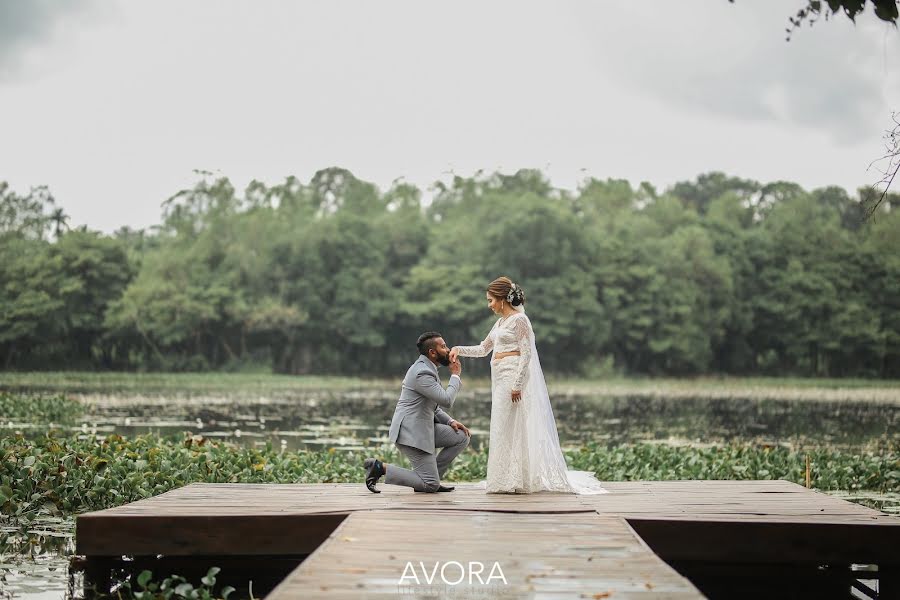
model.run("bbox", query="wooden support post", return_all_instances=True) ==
[81,556,114,599]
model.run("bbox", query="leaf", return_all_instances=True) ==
[201,566,220,586]
[874,1,899,22]
[221,586,236,599]
[23,456,36,467]
[137,570,154,588]
[174,582,194,597]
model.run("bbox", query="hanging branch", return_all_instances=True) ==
[866,112,900,217]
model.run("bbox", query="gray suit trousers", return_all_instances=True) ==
[384,423,469,492]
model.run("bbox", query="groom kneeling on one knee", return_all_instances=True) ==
[365,331,471,493]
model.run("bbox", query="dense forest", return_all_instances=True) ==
[1,168,897,377]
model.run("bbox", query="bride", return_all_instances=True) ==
[450,277,607,495]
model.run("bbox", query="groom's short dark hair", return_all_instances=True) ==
[417,331,442,356]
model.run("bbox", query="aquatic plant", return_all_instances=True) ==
[117,567,234,600]
[1,433,896,525]
[0,392,83,426]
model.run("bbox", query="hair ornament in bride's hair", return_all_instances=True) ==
[506,282,526,307]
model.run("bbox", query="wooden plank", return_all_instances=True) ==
[75,480,899,558]
[81,480,890,519]
[267,510,705,599]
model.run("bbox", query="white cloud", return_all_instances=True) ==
[0,0,898,232]
[0,0,106,80]
[570,1,900,143]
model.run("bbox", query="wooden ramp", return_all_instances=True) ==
[267,510,703,599]
[75,480,900,598]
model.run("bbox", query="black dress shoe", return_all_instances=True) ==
[415,485,455,493]
[363,457,385,493]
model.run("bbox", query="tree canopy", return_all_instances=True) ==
[1,169,897,378]
[730,0,900,37]
[793,0,899,25]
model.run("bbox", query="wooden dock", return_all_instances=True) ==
[269,511,702,599]
[75,480,900,599]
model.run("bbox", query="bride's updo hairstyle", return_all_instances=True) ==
[487,276,526,307]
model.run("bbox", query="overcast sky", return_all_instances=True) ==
[1,0,899,232]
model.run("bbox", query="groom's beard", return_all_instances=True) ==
[436,352,451,367]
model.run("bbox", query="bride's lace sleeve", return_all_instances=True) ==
[455,320,498,358]
[512,316,533,391]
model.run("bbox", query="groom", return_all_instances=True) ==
[364,331,471,493]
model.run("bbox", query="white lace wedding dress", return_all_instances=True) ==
[455,309,607,494]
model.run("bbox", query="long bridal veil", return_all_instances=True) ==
[517,305,608,495]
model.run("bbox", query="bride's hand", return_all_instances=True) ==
[511,390,521,403]
[449,347,459,363]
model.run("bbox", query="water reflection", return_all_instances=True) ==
[0,517,75,600]
[44,392,899,452]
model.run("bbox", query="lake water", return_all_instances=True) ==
[2,387,898,599]
[35,388,900,452]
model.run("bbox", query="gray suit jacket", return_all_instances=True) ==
[388,355,461,454]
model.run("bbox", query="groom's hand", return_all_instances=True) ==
[450,419,471,437]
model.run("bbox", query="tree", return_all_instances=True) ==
[0,227,132,368]
[0,238,64,367]
[49,207,69,238]
[785,0,899,34]
[729,0,900,36]
[2,169,897,377]
[0,183,56,240]
[671,172,759,216]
